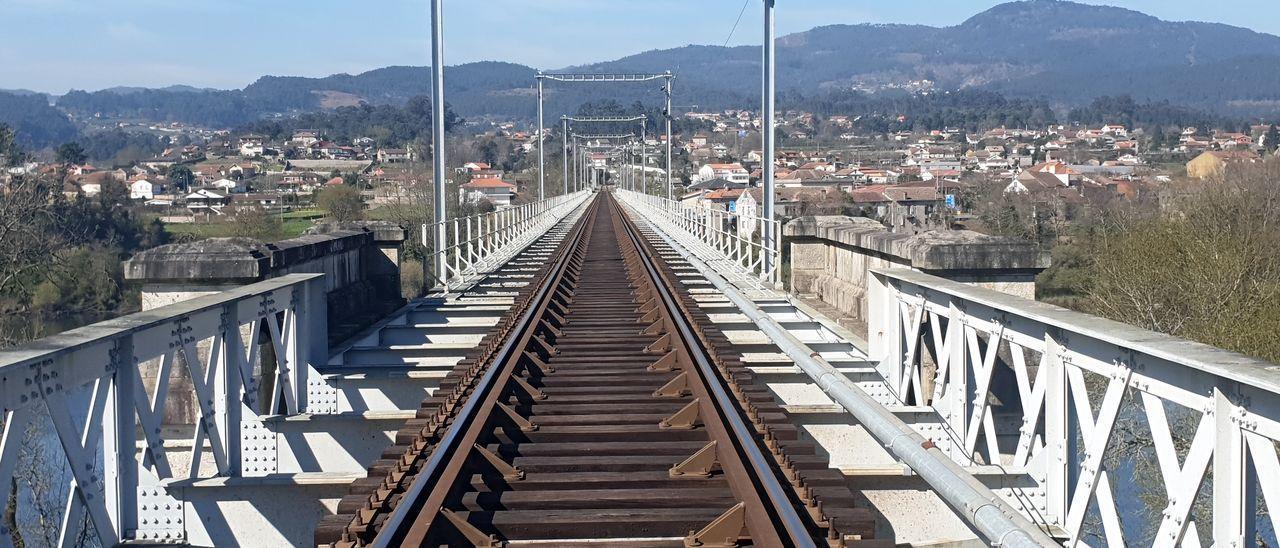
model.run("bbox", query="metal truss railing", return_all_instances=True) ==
[424,190,594,293]
[616,189,781,289]
[870,268,1280,546]
[0,273,328,545]
[537,72,672,83]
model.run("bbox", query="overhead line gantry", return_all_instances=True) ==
[536,71,675,200]
[561,115,648,194]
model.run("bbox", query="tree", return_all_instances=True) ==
[0,125,22,167]
[479,139,500,167]
[1086,158,1280,362]
[55,142,86,166]
[1148,126,1166,151]
[0,176,72,296]
[97,177,128,207]
[1265,124,1280,154]
[167,164,194,191]
[316,185,363,222]
[224,205,284,241]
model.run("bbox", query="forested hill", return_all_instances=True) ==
[578,0,1280,116]
[0,93,77,149]
[25,0,1280,130]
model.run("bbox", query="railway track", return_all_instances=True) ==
[317,191,886,547]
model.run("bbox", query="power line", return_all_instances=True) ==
[723,0,751,47]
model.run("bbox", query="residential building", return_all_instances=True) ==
[460,178,517,207]
[291,130,320,146]
[1186,150,1262,179]
[378,149,411,163]
[185,189,230,216]
[696,163,750,185]
[130,179,154,200]
[239,135,265,158]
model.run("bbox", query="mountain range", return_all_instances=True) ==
[6,0,1280,142]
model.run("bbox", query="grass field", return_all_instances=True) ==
[165,218,316,241]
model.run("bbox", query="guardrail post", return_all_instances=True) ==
[291,276,326,412]
[868,272,899,383]
[1043,331,1070,530]
[218,302,244,476]
[1212,384,1249,545]
[103,335,138,539]
[452,219,460,277]
[466,216,475,268]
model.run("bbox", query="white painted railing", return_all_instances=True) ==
[616,189,781,288]
[870,268,1280,546]
[423,190,593,292]
[0,274,328,545]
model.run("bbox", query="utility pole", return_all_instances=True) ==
[430,0,447,289]
[762,0,777,278]
[536,74,545,199]
[664,73,674,200]
[562,118,569,194]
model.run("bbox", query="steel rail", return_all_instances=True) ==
[610,195,819,547]
[371,197,602,547]
[626,203,1059,547]
[368,192,829,546]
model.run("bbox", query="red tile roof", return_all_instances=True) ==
[462,178,516,189]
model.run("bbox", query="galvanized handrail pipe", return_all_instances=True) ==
[627,204,1058,547]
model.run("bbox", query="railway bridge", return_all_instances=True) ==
[3,187,1278,547]
[5,2,1280,545]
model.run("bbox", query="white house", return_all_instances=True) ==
[185,189,229,215]
[211,178,244,193]
[130,179,154,200]
[291,129,320,146]
[696,163,750,185]
[239,135,265,158]
[460,178,517,207]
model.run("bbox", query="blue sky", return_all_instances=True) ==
[1,0,1276,93]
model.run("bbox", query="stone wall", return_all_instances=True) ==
[786,216,1049,329]
[123,221,407,424]
[127,221,408,342]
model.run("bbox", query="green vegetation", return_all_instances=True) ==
[797,89,1058,133]
[315,185,364,222]
[0,92,77,149]
[240,96,460,147]
[1068,95,1227,130]
[55,141,86,165]
[0,169,168,344]
[57,88,271,129]
[972,158,1280,363]
[164,216,313,241]
[76,128,170,164]
[1086,163,1280,362]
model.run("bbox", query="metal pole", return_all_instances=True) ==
[536,75,545,200]
[430,0,447,289]
[664,74,674,200]
[761,0,777,279]
[642,125,648,195]
[568,119,573,195]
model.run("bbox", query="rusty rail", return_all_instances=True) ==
[317,191,888,547]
